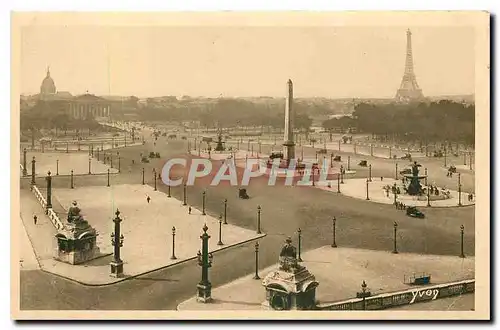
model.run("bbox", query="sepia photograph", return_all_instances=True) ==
[10,11,490,320]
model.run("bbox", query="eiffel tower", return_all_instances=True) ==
[395,29,425,102]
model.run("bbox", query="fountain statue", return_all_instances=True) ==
[405,161,426,196]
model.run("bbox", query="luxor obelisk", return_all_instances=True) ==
[283,79,296,164]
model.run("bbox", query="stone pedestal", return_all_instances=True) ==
[262,256,319,310]
[110,260,124,278]
[54,221,101,265]
[196,282,213,303]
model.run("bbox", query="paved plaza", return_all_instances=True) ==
[22,152,119,176]
[177,246,475,311]
[20,184,264,285]
[318,177,474,208]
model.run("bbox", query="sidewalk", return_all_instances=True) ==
[24,152,119,176]
[177,246,475,311]
[20,184,264,285]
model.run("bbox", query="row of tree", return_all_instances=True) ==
[322,100,475,146]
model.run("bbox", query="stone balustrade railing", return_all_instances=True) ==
[32,185,47,209]
[47,208,65,230]
[319,279,474,311]
[31,185,64,230]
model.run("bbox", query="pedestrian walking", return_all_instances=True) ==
[147,196,151,203]
[188,206,192,214]
[33,215,37,225]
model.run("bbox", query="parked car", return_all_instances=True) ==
[333,155,341,162]
[141,156,150,163]
[406,206,425,218]
[358,160,368,167]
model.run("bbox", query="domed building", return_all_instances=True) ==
[40,67,56,100]
[33,67,111,119]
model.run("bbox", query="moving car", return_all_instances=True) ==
[406,206,425,218]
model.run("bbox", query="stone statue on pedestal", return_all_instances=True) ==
[262,237,318,310]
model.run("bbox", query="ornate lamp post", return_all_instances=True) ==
[389,147,392,159]
[202,191,206,215]
[183,183,187,206]
[312,167,315,186]
[357,280,371,310]
[217,215,224,246]
[196,224,214,303]
[331,217,337,248]
[142,167,145,185]
[256,205,262,234]
[444,145,447,168]
[365,179,370,200]
[458,173,462,206]
[110,209,124,277]
[117,152,121,173]
[31,156,36,186]
[70,169,74,189]
[22,148,27,176]
[395,163,398,180]
[153,168,157,191]
[56,159,59,175]
[392,221,398,254]
[88,156,92,174]
[337,173,340,193]
[97,147,100,161]
[223,199,228,224]
[110,153,113,168]
[340,165,344,184]
[427,183,431,207]
[171,226,177,260]
[368,164,372,182]
[45,171,52,213]
[297,228,303,262]
[107,168,110,187]
[460,224,465,258]
[253,241,260,280]
[424,167,428,186]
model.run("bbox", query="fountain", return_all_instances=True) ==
[404,161,426,195]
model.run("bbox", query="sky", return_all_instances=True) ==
[19,25,475,98]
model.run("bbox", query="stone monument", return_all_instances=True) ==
[214,129,225,152]
[262,237,319,310]
[54,201,101,265]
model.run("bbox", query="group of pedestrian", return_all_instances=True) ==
[395,201,407,210]
[468,193,474,202]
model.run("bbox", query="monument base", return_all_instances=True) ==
[109,260,124,278]
[196,282,213,303]
[53,221,101,265]
[54,245,101,265]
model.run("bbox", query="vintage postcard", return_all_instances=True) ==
[11,11,490,320]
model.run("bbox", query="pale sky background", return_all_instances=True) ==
[20,25,475,98]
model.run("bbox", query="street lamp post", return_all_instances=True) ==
[196,224,213,303]
[460,224,465,258]
[354,143,357,154]
[171,226,177,260]
[357,281,371,310]
[331,217,337,248]
[22,148,27,176]
[312,167,315,186]
[110,209,125,277]
[202,191,206,215]
[469,152,473,170]
[392,221,398,254]
[142,167,145,185]
[117,152,121,173]
[395,163,398,180]
[223,199,228,224]
[56,159,59,175]
[366,179,370,200]
[31,156,36,186]
[107,169,110,187]
[217,215,224,246]
[444,145,447,168]
[45,171,52,213]
[340,165,344,184]
[257,205,262,234]
[88,157,92,174]
[389,147,392,159]
[97,148,100,161]
[70,170,74,189]
[183,183,187,206]
[153,168,157,191]
[330,153,333,168]
[427,183,431,207]
[337,173,340,193]
[458,173,462,206]
[347,156,351,171]
[297,228,303,262]
[253,241,260,280]
[368,164,372,182]
[424,168,428,186]
[370,144,373,156]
